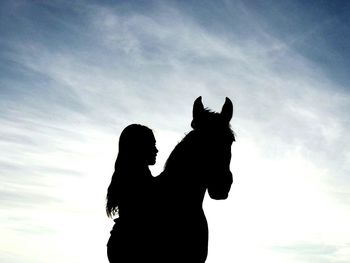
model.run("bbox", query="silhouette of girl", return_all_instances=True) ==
[106,124,158,262]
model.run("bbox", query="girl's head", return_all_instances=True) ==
[118,124,158,166]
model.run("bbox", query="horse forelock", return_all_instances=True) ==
[193,108,235,140]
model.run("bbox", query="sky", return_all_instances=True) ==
[1,0,350,262]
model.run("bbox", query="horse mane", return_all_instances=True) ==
[164,130,196,173]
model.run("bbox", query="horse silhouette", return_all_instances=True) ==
[153,96,234,262]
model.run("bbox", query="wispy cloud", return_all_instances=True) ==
[272,242,350,263]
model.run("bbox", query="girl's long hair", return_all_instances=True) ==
[106,124,153,218]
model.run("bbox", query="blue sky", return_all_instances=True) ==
[1,1,350,262]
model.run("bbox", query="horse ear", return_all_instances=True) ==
[193,96,204,120]
[221,97,233,123]
[192,96,204,128]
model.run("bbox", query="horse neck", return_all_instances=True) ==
[163,133,208,207]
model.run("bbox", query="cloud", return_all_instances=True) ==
[272,242,350,263]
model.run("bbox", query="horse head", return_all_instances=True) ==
[191,96,235,200]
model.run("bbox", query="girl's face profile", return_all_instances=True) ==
[145,133,158,165]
